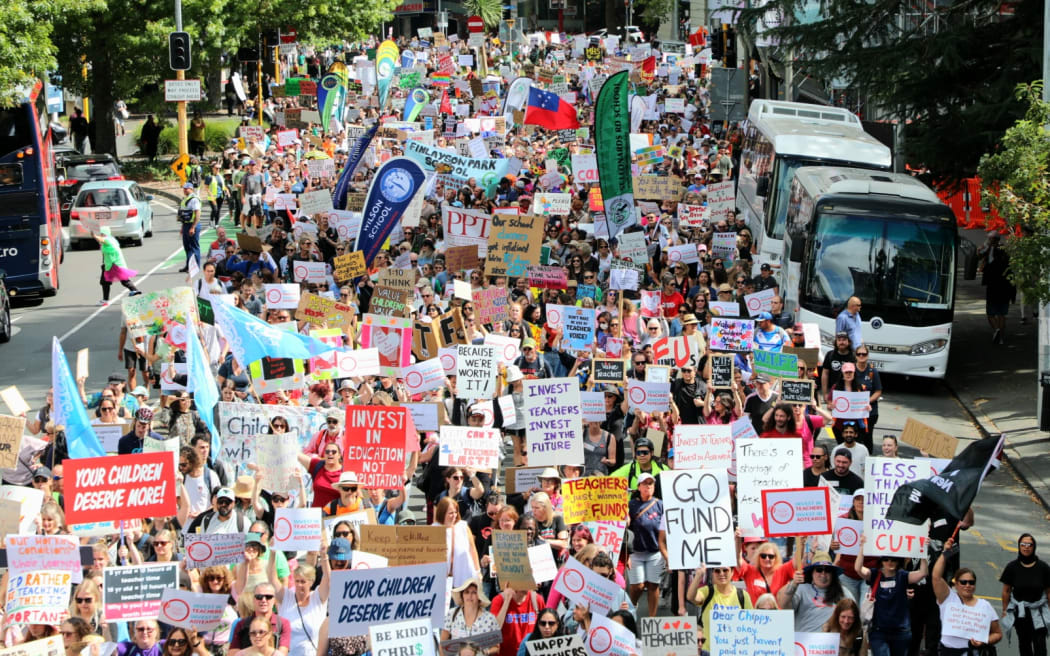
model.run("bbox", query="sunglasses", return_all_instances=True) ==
[635,450,651,456]
[342,486,358,493]
[812,567,834,574]
[759,554,776,560]
[538,620,558,627]
[153,541,170,546]
[271,496,288,503]
[76,597,94,603]
[334,531,350,538]
[254,594,275,600]
[168,639,188,647]
[330,559,351,569]
[249,631,270,637]
[100,407,115,411]
[450,475,463,480]
[956,579,976,585]
[324,449,340,455]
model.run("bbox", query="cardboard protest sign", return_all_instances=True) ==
[491,530,535,590]
[4,570,70,625]
[159,589,229,631]
[639,617,697,656]
[710,609,793,656]
[295,293,355,329]
[627,380,670,414]
[735,438,802,537]
[445,245,481,272]
[863,457,929,558]
[184,532,246,568]
[333,251,368,282]
[524,378,583,467]
[457,344,498,400]
[562,477,630,524]
[5,535,81,578]
[592,359,627,385]
[762,487,832,537]
[358,526,447,567]
[439,426,501,470]
[553,555,622,615]
[413,320,442,362]
[710,355,734,389]
[0,415,24,469]
[901,418,958,459]
[344,406,410,490]
[473,286,511,326]
[103,562,179,620]
[360,314,413,376]
[328,562,447,636]
[273,508,323,552]
[65,452,176,525]
[369,285,412,317]
[753,350,798,379]
[485,213,544,277]
[831,391,870,418]
[793,633,840,656]
[672,425,733,470]
[370,620,436,656]
[526,636,586,656]
[709,318,755,352]
[661,469,734,569]
[781,379,814,404]
[504,467,546,494]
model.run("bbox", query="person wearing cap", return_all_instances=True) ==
[31,466,55,499]
[628,472,665,616]
[821,331,856,401]
[513,337,552,380]
[753,311,790,352]
[231,531,272,598]
[177,181,202,273]
[755,262,779,293]
[671,358,708,425]
[80,371,139,415]
[118,407,164,454]
[609,436,669,493]
[777,551,855,631]
[303,408,344,458]
[743,374,779,435]
[500,364,528,466]
[186,487,251,534]
[835,296,864,349]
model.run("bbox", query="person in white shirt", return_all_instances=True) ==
[832,421,868,477]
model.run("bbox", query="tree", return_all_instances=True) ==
[736,0,1043,184]
[977,81,1050,305]
[463,0,502,29]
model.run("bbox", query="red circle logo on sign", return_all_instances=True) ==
[163,599,191,622]
[187,541,213,563]
[274,517,293,542]
[266,288,283,304]
[562,569,586,593]
[406,371,424,389]
[588,627,612,654]
[440,354,455,370]
[833,396,851,413]
[770,500,795,524]
[628,386,647,405]
[503,344,517,361]
[837,525,859,548]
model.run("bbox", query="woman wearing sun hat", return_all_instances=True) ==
[778,551,855,631]
[441,577,499,648]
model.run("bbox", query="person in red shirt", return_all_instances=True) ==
[760,403,801,438]
[735,537,801,604]
[490,584,543,656]
[661,279,684,320]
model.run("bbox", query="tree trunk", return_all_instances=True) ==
[89,49,117,157]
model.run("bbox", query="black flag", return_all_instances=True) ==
[885,434,1004,525]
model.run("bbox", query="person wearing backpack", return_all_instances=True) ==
[185,488,250,535]
[687,564,753,631]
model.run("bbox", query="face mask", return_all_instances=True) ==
[599,323,608,330]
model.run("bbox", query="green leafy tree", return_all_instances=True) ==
[736,0,1042,184]
[463,0,502,29]
[977,81,1050,305]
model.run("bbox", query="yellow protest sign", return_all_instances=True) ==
[562,476,630,524]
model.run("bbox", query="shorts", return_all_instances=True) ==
[986,298,1009,316]
[123,349,148,372]
[627,550,665,585]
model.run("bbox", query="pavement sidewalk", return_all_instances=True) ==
[947,229,1050,511]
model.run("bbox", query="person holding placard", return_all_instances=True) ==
[517,609,564,656]
[442,578,499,651]
[933,537,1002,655]
[275,562,329,656]
[734,536,801,604]
[628,473,665,617]
[688,563,753,631]
[855,536,928,656]
[777,552,855,632]
[702,383,744,425]
[821,599,865,656]
[433,497,483,587]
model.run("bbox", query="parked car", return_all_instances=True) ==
[56,153,124,227]
[69,180,154,248]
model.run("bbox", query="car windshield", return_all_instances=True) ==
[68,162,120,179]
[76,188,129,207]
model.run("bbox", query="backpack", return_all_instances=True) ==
[196,507,247,534]
[698,583,746,627]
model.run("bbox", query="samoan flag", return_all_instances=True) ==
[524,86,580,131]
[212,301,339,367]
[332,122,379,211]
[51,337,105,459]
[185,326,221,456]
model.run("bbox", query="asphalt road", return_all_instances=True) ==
[2,201,1044,652]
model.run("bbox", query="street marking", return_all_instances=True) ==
[969,529,989,546]
[154,201,178,213]
[995,537,1017,553]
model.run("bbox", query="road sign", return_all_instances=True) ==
[281,28,297,44]
[708,67,748,122]
[468,15,484,33]
[170,154,190,184]
[164,80,202,102]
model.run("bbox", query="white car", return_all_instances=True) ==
[69,180,154,248]
[589,26,646,43]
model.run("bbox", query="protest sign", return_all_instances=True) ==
[744,288,776,317]
[328,562,446,636]
[863,457,929,558]
[444,244,481,272]
[617,232,648,271]
[65,452,176,525]
[633,174,683,201]
[678,203,707,227]
[710,355,734,389]
[672,425,733,470]
[5,535,81,578]
[299,189,334,216]
[580,392,607,423]
[941,603,993,643]
[592,359,627,384]
[562,306,597,352]
[358,526,447,567]
[352,551,389,570]
[248,357,306,392]
[709,318,755,352]
[439,426,501,470]
[0,635,63,656]
[443,206,491,256]
[336,348,382,378]
[442,632,503,656]
[523,378,583,467]
[534,193,573,215]
[159,589,229,631]
[762,487,831,537]
[0,415,24,468]
[667,244,699,265]
[4,570,70,625]
[0,387,29,417]
[413,320,442,362]
[293,261,327,284]
[256,428,300,493]
[402,358,447,395]
[274,508,323,552]
[831,391,870,418]
[457,344,498,400]
[586,612,639,656]
[0,499,22,536]
[369,285,412,317]
[711,232,738,259]
[528,543,559,584]
[473,286,511,326]
[527,265,569,289]
[735,438,802,537]
[781,379,814,404]
[491,530,535,589]
[360,314,413,376]
[344,406,410,490]
[184,532,245,568]
[661,469,734,568]
[526,636,586,656]
[901,418,958,459]
[709,301,739,317]
[553,556,622,615]
[485,334,521,367]
[832,518,863,556]
[371,620,436,656]
[793,633,840,656]
[639,617,697,656]
[122,287,196,335]
[504,467,545,494]
[562,477,629,524]
[652,336,702,369]
[485,213,544,278]
[103,562,179,620]
[0,486,43,534]
[402,402,445,432]
[709,609,793,656]
[752,350,798,379]
[627,380,670,414]
[333,251,367,282]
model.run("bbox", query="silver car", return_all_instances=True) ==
[69,180,155,248]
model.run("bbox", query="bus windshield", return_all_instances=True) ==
[803,212,956,320]
[0,107,34,158]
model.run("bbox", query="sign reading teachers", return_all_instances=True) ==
[328,562,447,637]
[735,438,802,537]
[523,378,582,467]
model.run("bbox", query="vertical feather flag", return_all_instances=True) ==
[376,40,399,109]
[317,74,342,134]
[595,71,636,238]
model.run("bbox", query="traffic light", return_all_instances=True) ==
[725,26,737,67]
[710,24,724,61]
[169,31,191,71]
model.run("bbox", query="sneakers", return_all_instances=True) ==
[129,290,142,297]
[992,328,1001,343]
[177,267,189,273]
[98,299,109,306]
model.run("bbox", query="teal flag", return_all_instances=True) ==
[595,71,635,238]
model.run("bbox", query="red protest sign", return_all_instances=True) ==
[65,452,177,525]
[343,406,409,489]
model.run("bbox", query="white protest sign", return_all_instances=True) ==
[184,533,245,568]
[552,556,622,616]
[484,334,521,366]
[793,633,839,656]
[528,544,559,584]
[831,391,870,418]
[264,284,301,309]
[710,609,793,656]
[706,181,735,221]
[456,344,497,400]
[735,438,802,537]
[941,603,994,644]
[761,487,831,537]
[523,378,583,467]
[158,589,229,631]
[352,551,390,570]
[336,348,382,378]
[0,485,44,534]
[744,288,776,317]
[672,425,733,470]
[627,380,670,414]
[443,206,490,256]
[439,426,501,470]
[832,518,863,556]
[328,563,446,637]
[256,429,300,493]
[273,508,323,552]
[402,358,447,395]
[661,469,734,569]
[293,261,327,284]
[580,392,607,423]
[438,347,458,375]
[667,244,699,265]
[863,457,928,558]
[299,190,334,216]
[370,620,436,656]
[586,613,637,656]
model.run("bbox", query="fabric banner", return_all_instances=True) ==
[595,71,635,238]
[354,157,427,267]
[51,337,105,459]
[334,123,379,211]
[403,141,509,193]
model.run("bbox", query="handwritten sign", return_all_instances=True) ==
[457,344,498,400]
[710,609,793,656]
[0,415,24,469]
[524,378,582,467]
[485,213,544,278]
[639,617,697,656]
[491,530,535,590]
[526,636,586,656]
[780,379,813,404]
[439,426,501,470]
[473,286,510,326]
[863,457,928,558]
[901,418,958,459]
[5,535,81,578]
[592,359,627,384]
[4,570,70,625]
[752,350,798,378]
[661,469,734,569]
[333,251,367,282]
[941,602,994,643]
[562,477,629,524]
[358,526,447,568]
[103,562,179,621]
[672,425,733,470]
[710,355,734,389]
[735,438,802,537]
[762,487,831,537]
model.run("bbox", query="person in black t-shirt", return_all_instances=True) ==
[820,450,864,494]
[999,534,1050,656]
[821,332,856,401]
[802,444,830,487]
[671,364,707,425]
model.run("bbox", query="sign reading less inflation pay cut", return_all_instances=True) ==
[165,80,202,102]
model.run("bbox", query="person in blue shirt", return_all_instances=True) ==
[753,312,790,352]
[836,296,864,347]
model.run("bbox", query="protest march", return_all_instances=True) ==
[0,21,1023,656]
